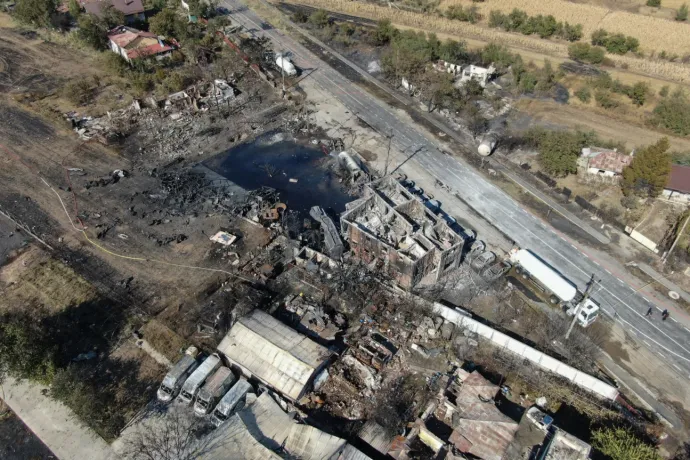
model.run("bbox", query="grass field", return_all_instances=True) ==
[282,0,690,83]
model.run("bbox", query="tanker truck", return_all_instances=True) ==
[509,248,600,327]
[275,53,297,76]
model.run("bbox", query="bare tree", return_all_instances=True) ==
[122,408,213,460]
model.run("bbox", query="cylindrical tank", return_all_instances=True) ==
[338,151,361,173]
[275,55,297,76]
[478,133,497,156]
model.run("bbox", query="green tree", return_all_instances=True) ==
[149,8,187,39]
[677,3,688,20]
[651,90,690,135]
[622,138,671,197]
[382,30,434,80]
[488,10,507,28]
[591,28,608,46]
[630,82,649,106]
[77,14,108,50]
[308,9,329,28]
[560,22,583,41]
[568,43,605,64]
[481,43,516,69]
[536,130,583,176]
[13,0,58,27]
[592,427,661,460]
[372,19,396,46]
[101,4,125,28]
[69,0,81,19]
[438,39,467,63]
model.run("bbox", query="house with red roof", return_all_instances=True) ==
[107,26,177,63]
[81,0,146,24]
[663,164,690,203]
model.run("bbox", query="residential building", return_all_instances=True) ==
[444,370,519,460]
[663,164,690,203]
[578,147,632,182]
[340,177,465,290]
[107,26,177,63]
[81,0,145,23]
[217,309,334,402]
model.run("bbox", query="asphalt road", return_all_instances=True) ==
[221,0,690,381]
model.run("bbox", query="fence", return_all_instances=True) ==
[434,303,620,401]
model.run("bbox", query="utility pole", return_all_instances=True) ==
[565,274,596,340]
[383,131,393,176]
[662,212,690,264]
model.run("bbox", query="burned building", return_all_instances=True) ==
[340,177,465,289]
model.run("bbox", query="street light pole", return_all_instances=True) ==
[565,274,596,340]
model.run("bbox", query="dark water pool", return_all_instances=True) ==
[203,134,353,216]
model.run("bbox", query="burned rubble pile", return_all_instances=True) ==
[64,78,284,160]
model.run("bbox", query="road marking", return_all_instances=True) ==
[656,306,663,312]
[657,351,665,358]
[674,364,682,371]
[644,340,651,347]
[570,244,577,249]
[593,260,600,266]
[617,278,625,284]
[604,269,612,274]
[685,327,690,333]
[672,317,678,323]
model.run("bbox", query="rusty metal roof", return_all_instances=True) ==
[587,149,632,174]
[81,0,144,17]
[666,164,690,194]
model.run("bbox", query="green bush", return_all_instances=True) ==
[292,10,308,23]
[629,82,649,106]
[488,9,582,41]
[651,90,690,135]
[77,14,108,50]
[659,85,669,97]
[677,3,688,20]
[308,9,329,28]
[446,5,481,23]
[595,90,619,109]
[372,19,397,46]
[575,86,591,103]
[646,0,661,6]
[13,0,57,27]
[590,29,639,54]
[568,43,605,64]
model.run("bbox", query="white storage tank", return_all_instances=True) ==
[275,54,297,76]
[478,133,497,156]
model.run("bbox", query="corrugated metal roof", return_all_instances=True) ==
[218,310,331,400]
[335,444,373,460]
[238,392,292,448]
[358,420,392,454]
[285,424,346,459]
[200,412,283,460]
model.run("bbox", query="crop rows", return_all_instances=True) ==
[278,0,690,83]
[438,0,690,55]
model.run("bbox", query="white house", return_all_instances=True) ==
[107,26,177,63]
[578,147,632,181]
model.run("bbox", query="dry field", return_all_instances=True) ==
[438,0,690,55]
[282,0,690,83]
